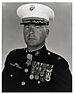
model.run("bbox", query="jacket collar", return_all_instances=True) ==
[25,45,47,55]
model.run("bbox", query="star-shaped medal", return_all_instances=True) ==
[26,59,32,67]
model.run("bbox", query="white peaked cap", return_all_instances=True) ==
[17,3,55,21]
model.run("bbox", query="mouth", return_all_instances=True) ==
[28,37,36,41]
[27,34,36,39]
[29,36,35,39]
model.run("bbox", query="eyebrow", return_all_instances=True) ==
[23,24,47,28]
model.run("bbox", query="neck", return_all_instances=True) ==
[27,43,45,52]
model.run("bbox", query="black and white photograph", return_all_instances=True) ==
[2,2,72,92]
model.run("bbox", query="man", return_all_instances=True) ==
[2,3,72,92]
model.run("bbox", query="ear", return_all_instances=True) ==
[46,29,50,38]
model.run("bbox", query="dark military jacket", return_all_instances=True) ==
[2,46,72,92]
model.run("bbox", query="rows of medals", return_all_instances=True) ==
[24,54,54,84]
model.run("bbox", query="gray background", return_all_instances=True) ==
[2,2,72,73]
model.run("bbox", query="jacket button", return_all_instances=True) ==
[57,57,61,60]
[37,81,41,84]
[24,68,28,73]
[10,74,13,77]
[21,81,26,86]
[48,52,50,55]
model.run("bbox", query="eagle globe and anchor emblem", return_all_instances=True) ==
[29,5,35,11]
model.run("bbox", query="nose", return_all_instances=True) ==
[29,25,35,33]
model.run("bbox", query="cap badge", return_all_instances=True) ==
[29,5,35,11]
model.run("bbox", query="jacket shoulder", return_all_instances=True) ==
[4,48,26,67]
[46,50,69,68]
[8,48,26,55]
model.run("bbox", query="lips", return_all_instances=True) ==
[28,34,36,39]
[29,36,35,38]
[27,36,36,40]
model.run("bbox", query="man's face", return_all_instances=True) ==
[23,24,49,47]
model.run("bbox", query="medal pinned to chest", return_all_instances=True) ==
[25,53,54,84]
[30,61,54,84]
[26,54,33,67]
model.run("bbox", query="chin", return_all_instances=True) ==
[27,42,37,46]
[26,40,37,46]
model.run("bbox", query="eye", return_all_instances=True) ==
[24,25,29,29]
[35,26,41,29]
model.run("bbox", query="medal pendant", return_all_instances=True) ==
[35,75,39,80]
[29,74,34,80]
[27,54,32,60]
[40,76,45,82]
[45,75,51,82]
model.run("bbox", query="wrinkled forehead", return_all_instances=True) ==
[20,17,49,25]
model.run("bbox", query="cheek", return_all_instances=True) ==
[36,30,46,41]
[23,29,28,38]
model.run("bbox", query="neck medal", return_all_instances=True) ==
[26,54,33,67]
[27,54,33,60]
